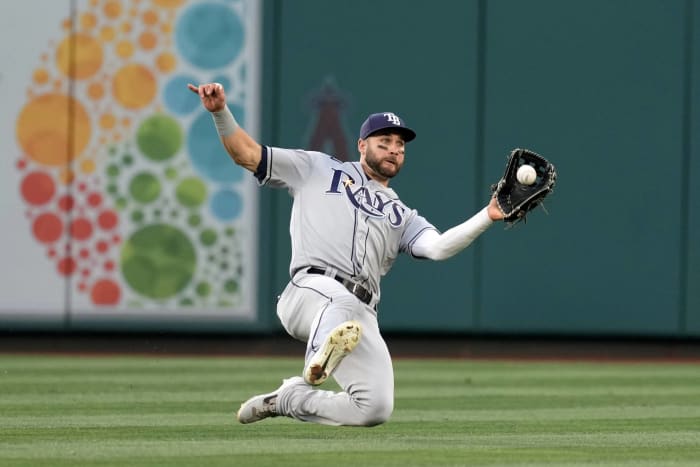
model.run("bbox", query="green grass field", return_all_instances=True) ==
[1,355,699,466]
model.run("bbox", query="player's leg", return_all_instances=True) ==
[277,306,393,426]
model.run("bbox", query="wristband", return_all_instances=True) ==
[211,106,238,137]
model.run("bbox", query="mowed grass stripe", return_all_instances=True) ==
[0,355,699,466]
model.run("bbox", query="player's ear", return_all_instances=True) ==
[357,138,366,155]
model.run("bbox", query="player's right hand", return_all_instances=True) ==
[187,82,227,113]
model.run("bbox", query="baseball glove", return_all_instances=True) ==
[492,148,557,225]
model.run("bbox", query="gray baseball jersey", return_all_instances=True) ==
[256,145,437,302]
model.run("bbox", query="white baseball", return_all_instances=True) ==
[517,165,537,185]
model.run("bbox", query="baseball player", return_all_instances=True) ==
[189,82,505,426]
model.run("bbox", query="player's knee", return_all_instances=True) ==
[358,394,393,427]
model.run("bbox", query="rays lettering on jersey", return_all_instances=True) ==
[325,169,405,227]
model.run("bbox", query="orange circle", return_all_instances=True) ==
[33,68,50,85]
[16,93,91,166]
[112,64,156,109]
[155,52,176,73]
[104,0,122,19]
[56,33,103,80]
[142,10,158,26]
[100,113,116,129]
[80,12,98,30]
[87,81,105,100]
[152,0,185,7]
[138,31,157,50]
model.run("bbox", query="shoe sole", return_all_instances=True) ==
[304,320,361,386]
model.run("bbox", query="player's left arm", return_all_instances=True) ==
[409,198,503,261]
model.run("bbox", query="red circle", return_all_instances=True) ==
[21,171,56,206]
[96,240,109,253]
[81,268,91,277]
[57,194,75,212]
[17,159,27,170]
[79,248,90,259]
[97,210,118,230]
[71,218,93,240]
[32,213,63,243]
[91,279,121,305]
[87,192,102,207]
[57,257,76,276]
[104,260,115,271]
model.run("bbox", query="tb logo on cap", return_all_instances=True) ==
[384,112,402,125]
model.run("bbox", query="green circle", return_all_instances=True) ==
[200,228,217,247]
[176,177,207,208]
[122,154,134,166]
[131,210,144,223]
[107,184,119,195]
[121,224,196,299]
[136,114,183,162]
[195,282,211,297]
[188,214,202,228]
[116,197,128,210]
[179,297,194,306]
[165,167,178,180]
[129,172,161,204]
[107,164,120,177]
[225,227,235,237]
[224,279,238,294]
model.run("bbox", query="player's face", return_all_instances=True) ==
[361,133,405,183]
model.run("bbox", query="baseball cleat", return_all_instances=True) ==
[236,377,303,424]
[304,320,362,386]
[236,391,279,424]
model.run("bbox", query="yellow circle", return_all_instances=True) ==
[16,93,91,166]
[56,33,103,80]
[80,158,96,174]
[112,64,156,109]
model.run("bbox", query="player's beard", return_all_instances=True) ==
[364,146,403,180]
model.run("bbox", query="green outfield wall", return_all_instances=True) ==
[259,0,700,337]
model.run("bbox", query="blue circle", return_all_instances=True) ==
[164,74,200,115]
[187,105,246,183]
[176,3,244,69]
[211,189,242,220]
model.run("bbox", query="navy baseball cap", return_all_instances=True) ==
[359,112,416,142]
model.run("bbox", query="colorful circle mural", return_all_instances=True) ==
[15,0,254,310]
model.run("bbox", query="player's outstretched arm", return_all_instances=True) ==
[411,198,503,261]
[187,83,262,173]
